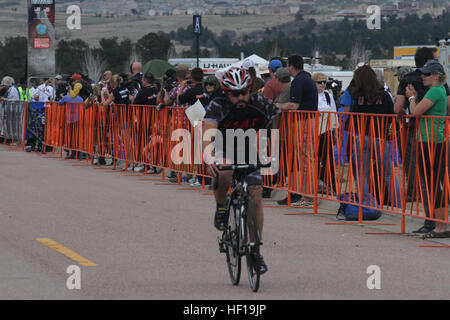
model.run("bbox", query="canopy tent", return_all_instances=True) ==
[142,59,175,80]
[215,54,269,79]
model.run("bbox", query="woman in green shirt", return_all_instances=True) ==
[406,60,449,238]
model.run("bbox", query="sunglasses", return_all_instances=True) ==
[228,89,249,97]
[204,82,215,86]
[421,72,432,77]
[316,81,326,84]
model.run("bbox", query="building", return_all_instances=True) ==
[394,45,439,60]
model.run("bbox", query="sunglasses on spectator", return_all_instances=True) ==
[204,82,215,86]
[315,80,326,84]
[421,72,432,77]
[228,89,249,97]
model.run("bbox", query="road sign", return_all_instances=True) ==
[193,15,201,35]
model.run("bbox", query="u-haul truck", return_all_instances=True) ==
[168,58,239,75]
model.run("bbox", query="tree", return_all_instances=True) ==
[98,37,132,73]
[55,38,89,74]
[136,33,173,62]
[348,40,370,70]
[0,36,27,83]
[82,49,106,83]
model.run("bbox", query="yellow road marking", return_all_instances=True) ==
[36,238,97,266]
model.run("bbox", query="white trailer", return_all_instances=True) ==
[438,38,450,86]
[168,58,240,74]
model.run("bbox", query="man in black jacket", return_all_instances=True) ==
[176,67,208,107]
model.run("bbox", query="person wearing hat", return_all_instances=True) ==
[257,62,271,84]
[262,59,284,101]
[242,59,263,94]
[0,76,20,101]
[54,75,66,101]
[394,48,436,213]
[68,73,88,102]
[394,66,413,81]
[405,59,449,238]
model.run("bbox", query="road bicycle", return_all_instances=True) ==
[217,163,270,292]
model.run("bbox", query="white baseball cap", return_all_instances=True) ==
[241,59,256,70]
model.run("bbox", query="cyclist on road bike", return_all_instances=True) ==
[203,67,291,274]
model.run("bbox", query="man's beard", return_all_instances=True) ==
[234,100,248,108]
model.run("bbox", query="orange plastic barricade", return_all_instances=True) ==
[42,102,450,227]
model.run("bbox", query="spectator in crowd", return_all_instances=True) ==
[405,60,449,238]
[262,59,283,101]
[103,74,135,107]
[134,72,158,106]
[18,78,32,102]
[133,72,159,173]
[394,47,450,234]
[242,59,263,94]
[340,62,367,112]
[197,74,224,187]
[175,67,208,184]
[162,67,190,108]
[273,68,292,104]
[394,66,413,86]
[55,75,66,101]
[346,65,400,209]
[276,55,318,206]
[262,67,292,199]
[312,72,338,195]
[158,66,190,181]
[257,62,271,85]
[58,84,84,159]
[177,67,208,107]
[0,76,20,101]
[130,61,143,90]
[101,70,113,102]
[202,74,224,106]
[35,78,54,102]
[68,74,83,99]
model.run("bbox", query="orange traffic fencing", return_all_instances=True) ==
[43,102,450,227]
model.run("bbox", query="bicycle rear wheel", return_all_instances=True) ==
[224,202,241,285]
[245,197,261,292]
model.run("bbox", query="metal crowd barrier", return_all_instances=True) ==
[42,102,450,229]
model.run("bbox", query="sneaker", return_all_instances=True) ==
[134,164,145,172]
[294,197,320,207]
[127,164,135,171]
[214,204,229,231]
[255,253,268,274]
[188,177,197,184]
[277,194,302,205]
[169,173,179,183]
[412,226,435,234]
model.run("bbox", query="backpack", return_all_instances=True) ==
[337,193,382,221]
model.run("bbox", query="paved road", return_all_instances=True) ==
[1,144,449,300]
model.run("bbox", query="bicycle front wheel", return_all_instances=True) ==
[225,203,241,285]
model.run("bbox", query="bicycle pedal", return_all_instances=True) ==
[218,237,226,253]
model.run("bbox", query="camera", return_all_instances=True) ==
[326,78,342,102]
